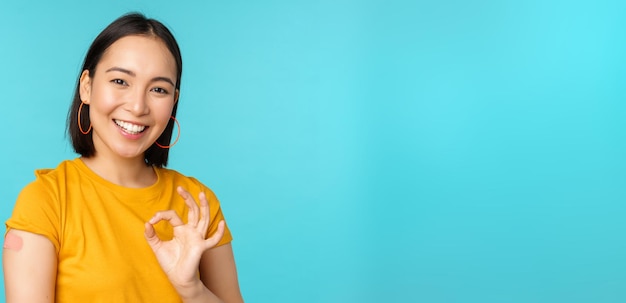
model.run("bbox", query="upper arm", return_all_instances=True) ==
[3,229,57,303]
[199,243,243,303]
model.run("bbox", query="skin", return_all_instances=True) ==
[3,35,243,303]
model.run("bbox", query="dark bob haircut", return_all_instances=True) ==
[67,13,183,167]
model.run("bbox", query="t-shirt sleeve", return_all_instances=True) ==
[6,178,61,253]
[197,182,233,247]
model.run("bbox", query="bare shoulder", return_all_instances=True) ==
[199,243,244,303]
[3,229,57,303]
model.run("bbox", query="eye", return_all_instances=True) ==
[111,79,127,86]
[151,87,169,95]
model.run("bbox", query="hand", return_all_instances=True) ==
[144,186,225,288]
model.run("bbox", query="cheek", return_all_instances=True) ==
[154,103,176,124]
[89,85,120,112]
[156,114,174,132]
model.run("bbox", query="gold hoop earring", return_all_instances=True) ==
[78,102,92,135]
[155,116,180,149]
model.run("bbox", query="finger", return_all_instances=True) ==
[197,191,210,233]
[144,222,161,248]
[149,210,185,227]
[178,186,199,227]
[204,220,225,249]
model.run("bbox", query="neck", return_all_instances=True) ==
[81,154,156,188]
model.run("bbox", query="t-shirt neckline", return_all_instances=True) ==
[71,158,163,200]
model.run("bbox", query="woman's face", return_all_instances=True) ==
[79,35,178,161]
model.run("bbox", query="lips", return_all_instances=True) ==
[113,119,147,135]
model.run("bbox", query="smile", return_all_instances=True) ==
[114,119,147,135]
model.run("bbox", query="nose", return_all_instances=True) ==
[126,88,150,116]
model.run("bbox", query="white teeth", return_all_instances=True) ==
[114,119,146,134]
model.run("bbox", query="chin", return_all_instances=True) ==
[113,146,147,160]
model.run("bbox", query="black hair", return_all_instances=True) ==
[67,12,182,167]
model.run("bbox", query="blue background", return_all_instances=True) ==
[1,0,625,302]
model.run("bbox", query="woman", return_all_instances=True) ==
[3,13,244,303]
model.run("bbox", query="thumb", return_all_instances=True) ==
[144,222,161,248]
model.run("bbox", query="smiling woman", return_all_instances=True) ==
[78,35,178,168]
[3,13,244,303]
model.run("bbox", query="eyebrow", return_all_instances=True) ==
[105,67,175,87]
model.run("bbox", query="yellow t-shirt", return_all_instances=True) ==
[6,158,232,302]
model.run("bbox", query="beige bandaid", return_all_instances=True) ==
[3,232,23,251]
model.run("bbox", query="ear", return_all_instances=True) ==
[174,89,180,104]
[79,70,92,104]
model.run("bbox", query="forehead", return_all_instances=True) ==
[97,35,177,78]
